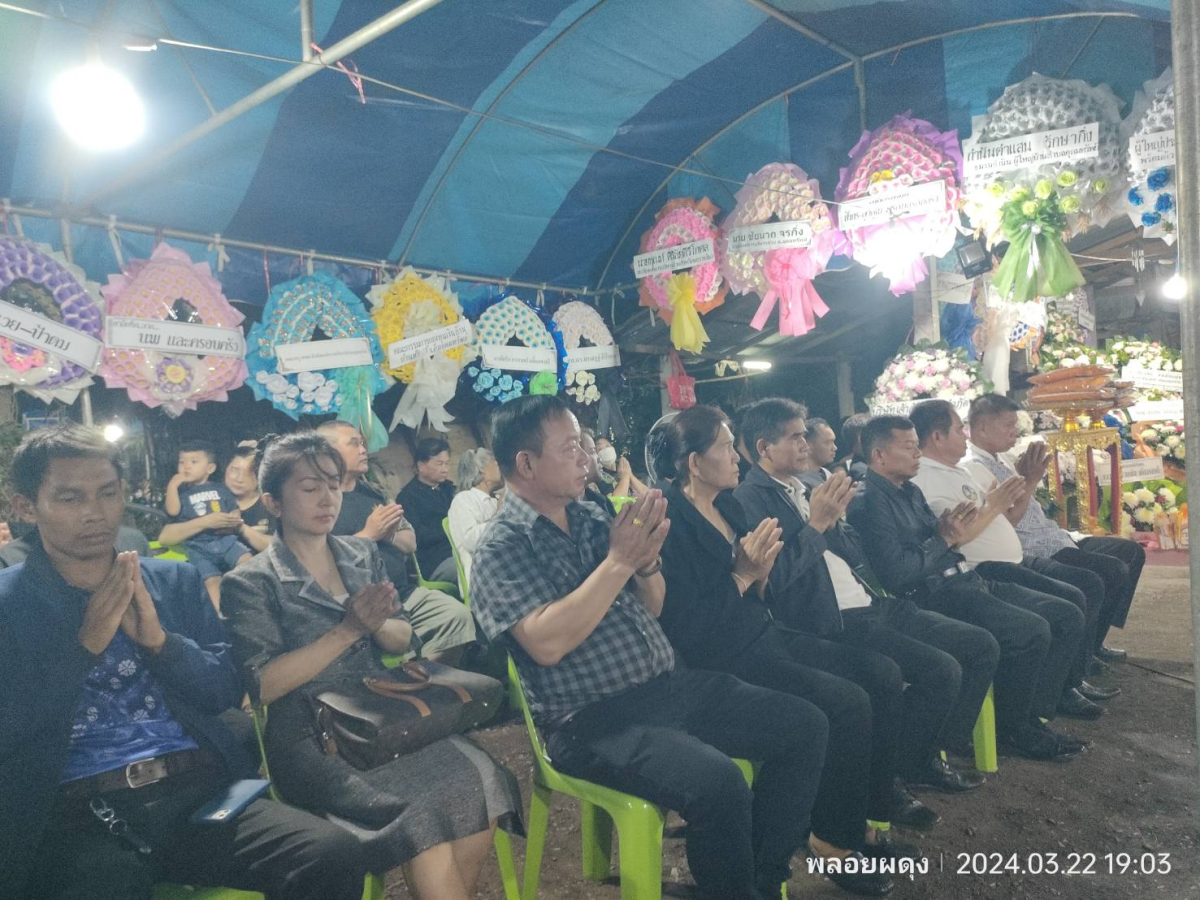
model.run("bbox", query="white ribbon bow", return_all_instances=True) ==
[390,354,460,433]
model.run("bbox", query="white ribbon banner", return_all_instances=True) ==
[105,317,245,359]
[566,345,621,372]
[1128,398,1185,422]
[963,123,1099,179]
[481,344,557,372]
[726,221,813,253]
[837,180,947,230]
[632,239,715,278]
[387,320,473,368]
[275,337,373,374]
[0,299,103,371]
[1122,364,1183,393]
[868,395,972,417]
[1095,455,1165,487]
[1130,131,1176,171]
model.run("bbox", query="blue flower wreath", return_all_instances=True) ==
[462,294,568,406]
[1147,167,1172,191]
[1127,187,1143,206]
[1155,193,1174,213]
[1141,212,1162,227]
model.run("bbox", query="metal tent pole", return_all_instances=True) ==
[1169,0,1200,803]
[72,0,443,215]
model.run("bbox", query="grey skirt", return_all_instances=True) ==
[270,729,523,872]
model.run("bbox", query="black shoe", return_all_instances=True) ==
[943,741,976,760]
[1079,680,1121,702]
[864,830,921,860]
[808,849,894,896]
[1057,688,1105,720]
[907,757,986,793]
[1037,722,1090,754]
[889,780,941,831]
[1087,656,1116,678]
[1097,644,1128,662]
[999,726,1078,761]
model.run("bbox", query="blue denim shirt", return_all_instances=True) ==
[0,537,252,898]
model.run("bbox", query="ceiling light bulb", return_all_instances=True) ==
[742,360,773,371]
[103,423,125,443]
[51,63,145,151]
[1162,273,1187,301]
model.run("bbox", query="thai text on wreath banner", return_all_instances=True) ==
[105,317,245,360]
[1130,131,1176,171]
[0,299,103,371]
[566,345,621,372]
[274,338,374,374]
[388,320,473,368]
[632,239,715,278]
[868,395,971,417]
[726,222,813,253]
[1122,364,1183,394]
[481,344,557,372]
[962,123,1099,179]
[837,181,947,230]
[1094,454,1165,487]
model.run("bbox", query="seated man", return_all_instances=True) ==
[0,521,150,567]
[799,417,839,489]
[735,398,997,790]
[396,437,459,585]
[0,425,365,900]
[472,396,831,900]
[319,422,474,666]
[909,400,1112,720]
[838,413,872,483]
[965,393,1146,668]
[848,416,1085,762]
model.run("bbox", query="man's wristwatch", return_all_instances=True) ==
[635,556,662,578]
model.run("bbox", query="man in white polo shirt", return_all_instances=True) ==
[908,400,1109,721]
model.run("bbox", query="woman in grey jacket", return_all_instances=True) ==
[221,433,520,900]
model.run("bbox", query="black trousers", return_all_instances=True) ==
[919,574,1050,736]
[847,596,1001,765]
[974,562,1086,718]
[26,768,367,900]
[1060,536,1146,644]
[547,668,827,900]
[1020,555,1104,676]
[730,628,891,840]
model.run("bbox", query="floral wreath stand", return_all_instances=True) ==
[1044,423,1121,534]
[553,300,615,407]
[466,295,564,404]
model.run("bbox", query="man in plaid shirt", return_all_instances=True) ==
[471,396,830,900]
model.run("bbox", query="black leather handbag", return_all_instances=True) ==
[312,660,503,770]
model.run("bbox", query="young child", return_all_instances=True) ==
[164,440,252,612]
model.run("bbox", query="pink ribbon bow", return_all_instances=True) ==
[750,248,830,336]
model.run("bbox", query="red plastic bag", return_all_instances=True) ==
[666,351,696,410]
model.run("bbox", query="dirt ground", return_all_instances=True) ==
[386,563,1200,900]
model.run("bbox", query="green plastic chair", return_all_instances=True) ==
[442,518,469,607]
[607,495,636,514]
[412,552,459,598]
[249,709,518,900]
[148,540,188,562]
[508,657,761,900]
[971,686,998,774]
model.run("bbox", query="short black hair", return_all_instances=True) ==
[647,405,730,485]
[736,398,807,463]
[414,437,450,464]
[840,413,872,457]
[179,439,217,465]
[969,393,1021,429]
[860,415,915,461]
[491,395,574,476]
[909,400,956,446]
[805,417,831,440]
[12,425,124,499]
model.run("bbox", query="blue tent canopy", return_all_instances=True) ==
[0,0,1172,315]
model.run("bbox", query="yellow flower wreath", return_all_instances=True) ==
[368,268,466,383]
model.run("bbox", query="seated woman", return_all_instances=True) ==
[651,405,920,895]
[447,448,503,589]
[221,433,521,900]
[595,434,648,497]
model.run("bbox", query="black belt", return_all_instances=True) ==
[60,749,218,799]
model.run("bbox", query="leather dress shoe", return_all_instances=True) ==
[1037,722,1090,754]
[1079,680,1121,701]
[1097,644,1128,662]
[864,830,921,860]
[1087,656,1116,678]
[907,757,986,793]
[807,847,894,896]
[889,780,941,831]
[1057,688,1105,720]
[999,726,1081,761]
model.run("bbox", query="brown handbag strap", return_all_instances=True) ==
[363,672,473,705]
[362,679,433,717]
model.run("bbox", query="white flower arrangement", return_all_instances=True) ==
[866,341,990,406]
[1121,480,1178,532]
[564,369,600,405]
[1140,420,1185,467]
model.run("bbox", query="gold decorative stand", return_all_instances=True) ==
[1043,422,1121,535]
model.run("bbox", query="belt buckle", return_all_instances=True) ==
[125,757,169,789]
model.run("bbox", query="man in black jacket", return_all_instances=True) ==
[735,399,996,790]
[847,415,1087,762]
